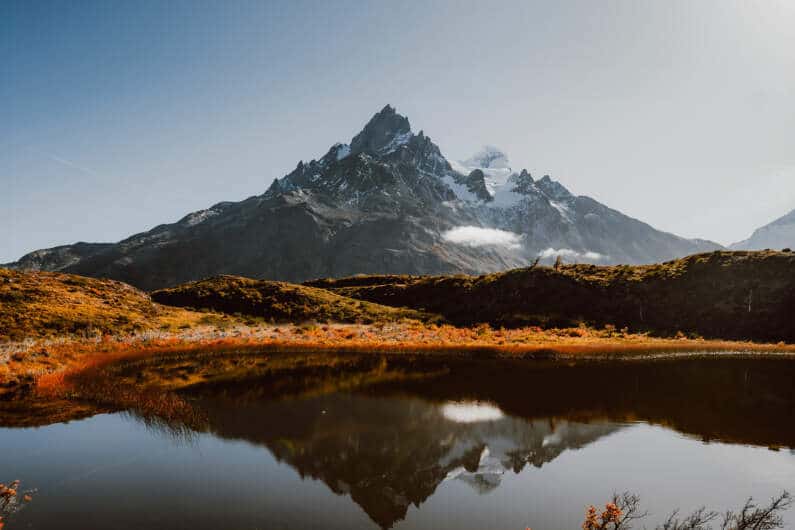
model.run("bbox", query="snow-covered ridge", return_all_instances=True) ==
[447,147,577,216]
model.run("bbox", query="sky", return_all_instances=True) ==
[2,0,795,262]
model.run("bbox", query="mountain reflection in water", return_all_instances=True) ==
[191,392,616,527]
[177,357,795,528]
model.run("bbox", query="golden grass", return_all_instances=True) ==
[151,274,433,323]
[9,321,793,399]
[0,320,789,430]
[0,267,213,341]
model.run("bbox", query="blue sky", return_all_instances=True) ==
[2,0,794,262]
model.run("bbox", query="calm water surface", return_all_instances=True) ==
[1,357,794,529]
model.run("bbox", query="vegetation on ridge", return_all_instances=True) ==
[307,250,795,342]
[151,275,433,324]
[0,267,204,342]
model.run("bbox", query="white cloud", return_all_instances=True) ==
[539,247,606,261]
[442,226,522,249]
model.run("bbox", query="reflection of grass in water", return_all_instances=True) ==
[67,374,209,433]
[14,343,795,465]
[121,409,202,446]
[32,346,447,433]
[22,343,795,452]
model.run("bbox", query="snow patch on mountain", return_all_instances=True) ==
[379,131,412,155]
[454,146,513,196]
[489,185,524,207]
[549,200,574,223]
[448,159,471,176]
[442,226,522,249]
[441,174,481,202]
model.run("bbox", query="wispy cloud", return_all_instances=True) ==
[442,226,522,249]
[29,146,100,177]
[538,248,606,262]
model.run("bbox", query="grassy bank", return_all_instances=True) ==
[0,321,791,437]
[4,320,794,400]
[0,267,213,341]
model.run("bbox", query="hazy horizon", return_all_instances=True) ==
[3,0,794,262]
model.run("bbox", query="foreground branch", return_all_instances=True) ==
[576,491,791,530]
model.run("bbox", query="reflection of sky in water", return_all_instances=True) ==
[440,401,504,423]
[0,395,793,530]
[400,425,795,530]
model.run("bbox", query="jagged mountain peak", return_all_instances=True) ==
[460,169,493,202]
[508,169,535,194]
[536,174,573,201]
[264,105,456,207]
[350,104,412,156]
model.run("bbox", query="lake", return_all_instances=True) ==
[1,357,794,529]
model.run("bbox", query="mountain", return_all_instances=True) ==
[731,208,795,251]
[4,105,720,290]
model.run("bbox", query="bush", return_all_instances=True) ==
[573,491,791,530]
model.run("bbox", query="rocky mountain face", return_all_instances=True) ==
[5,105,720,290]
[8,242,113,272]
[731,209,795,251]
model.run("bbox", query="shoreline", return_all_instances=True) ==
[1,321,794,431]
[3,321,795,400]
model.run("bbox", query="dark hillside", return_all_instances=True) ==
[308,251,795,341]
